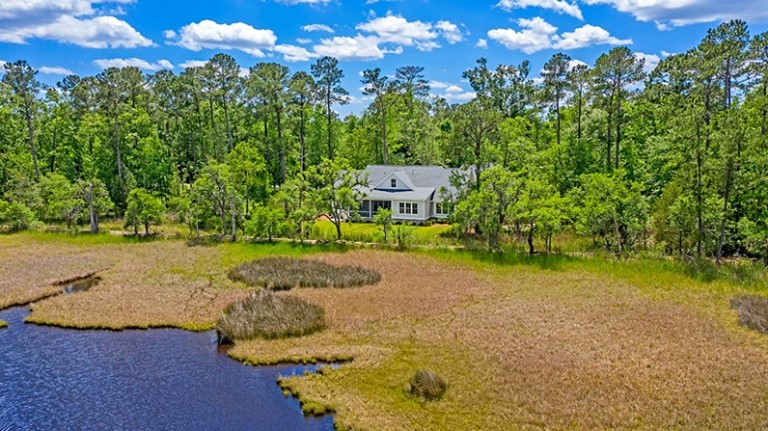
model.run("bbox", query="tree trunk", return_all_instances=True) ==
[555,88,561,148]
[113,117,123,181]
[716,160,734,263]
[615,92,622,170]
[299,104,307,172]
[88,183,99,234]
[527,222,535,255]
[696,144,704,258]
[380,99,388,165]
[25,114,41,179]
[326,93,333,159]
[277,107,286,184]
[223,101,233,152]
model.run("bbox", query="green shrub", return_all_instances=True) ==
[229,257,381,290]
[4,202,41,232]
[408,370,447,401]
[731,295,768,334]
[217,290,326,341]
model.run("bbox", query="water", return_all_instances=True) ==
[0,307,334,431]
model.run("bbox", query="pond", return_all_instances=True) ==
[0,307,334,431]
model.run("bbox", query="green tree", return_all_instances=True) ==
[308,158,365,240]
[311,56,348,159]
[124,188,165,235]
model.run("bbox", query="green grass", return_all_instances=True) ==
[217,290,326,341]
[311,220,455,245]
[0,320,7,329]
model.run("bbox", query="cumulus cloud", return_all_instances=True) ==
[39,66,75,75]
[497,0,583,20]
[355,13,464,52]
[634,52,661,73]
[179,60,207,69]
[94,58,174,71]
[0,0,153,48]
[302,24,334,33]
[476,38,488,48]
[274,44,319,62]
[314,35,391,61]
[488,17,630,54]
[582,0,768,27]
[168,20,278,57]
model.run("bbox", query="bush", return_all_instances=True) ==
[3,202,41,232]
[731,295,768,334]
[217,290,326,341]
[229,257,381,291]
[408,370,447,401]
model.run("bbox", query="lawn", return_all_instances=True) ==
[2,232,768,430]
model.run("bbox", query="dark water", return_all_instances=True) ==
[0,307,334,431]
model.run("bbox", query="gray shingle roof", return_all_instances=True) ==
[364,165,463,196]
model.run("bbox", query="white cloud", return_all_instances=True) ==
[661,50,674,58]
[313,35,389,61]
[302,23,334,33]
[443,91,477,102]
[436,20,464,44]
[552,24,632,50]
[296,38,312,44]
[445,85,465,93]
[169,20,277,57]
[94,58,174,71]
[39,66,74,75]
[275,0,331,4]
[0,0,153,48]
[179,60,207,69]
[497,0,583,20]
[429,80,450,89]
[487,17,558,54]
[275,44,319,62]
[582,0,768,27]
[635,52,661,73]
[476,38,488,48]
[488,17,630,53]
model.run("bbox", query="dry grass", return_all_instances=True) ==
[3,233,768,430]
[409,370,446,401]
[217,290,326,341]
[731,295,768,334]
[229,257,381,290]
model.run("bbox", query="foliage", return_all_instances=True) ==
[124,188,166,235]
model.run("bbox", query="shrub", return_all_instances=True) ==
[731,295,768,334]
[217,290,326,341]
[4,202,41,232]
[408,370,447,401]
[229,257,381,291]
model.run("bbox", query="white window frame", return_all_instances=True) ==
[399,202,419,215]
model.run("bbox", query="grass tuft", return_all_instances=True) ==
[0,320,7,329]
[731,295,768,334]
[408,370,447,401]
[229,257,381,291]
[217,290,326,341]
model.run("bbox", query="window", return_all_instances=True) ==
[436,202,453,215]
[399,202,419,215]
[391,178,397,188]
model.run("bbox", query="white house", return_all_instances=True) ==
[357,165,471,223]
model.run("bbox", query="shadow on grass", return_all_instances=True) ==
[433,248,577,272]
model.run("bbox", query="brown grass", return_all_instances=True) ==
[229,257,381,290]
[217,290,326,340]
[731,295,768,334]
[4,234,768,430]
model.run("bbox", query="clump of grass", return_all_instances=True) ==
[217,290,326,341]
[408,370,447,401]
[229,257,381,291]
[731,295,768,334]
[0,320,7,329]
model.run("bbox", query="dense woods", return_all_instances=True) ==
[1,20,767,262]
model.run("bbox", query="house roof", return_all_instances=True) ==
[372,170,416,191]
[362,187,436,201]
[364,165,465,197]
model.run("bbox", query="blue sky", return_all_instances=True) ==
[2,0,768,113]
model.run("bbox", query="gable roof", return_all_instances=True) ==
[372,170,416,191]
[361,165,470,200]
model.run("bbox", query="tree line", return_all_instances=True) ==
[0,20,767,262]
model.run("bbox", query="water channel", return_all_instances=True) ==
[0,304,334,431]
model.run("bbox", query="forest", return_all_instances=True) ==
[0,19,766,262]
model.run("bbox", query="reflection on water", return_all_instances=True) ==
[0,307,333,431]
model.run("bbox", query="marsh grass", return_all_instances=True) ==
[229,257,381,291]
[408,370,447,401]
[731,295,768,334]
[217,290,326,341]
[0,320,7,329]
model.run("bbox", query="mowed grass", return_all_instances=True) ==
[3,232,768,429]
